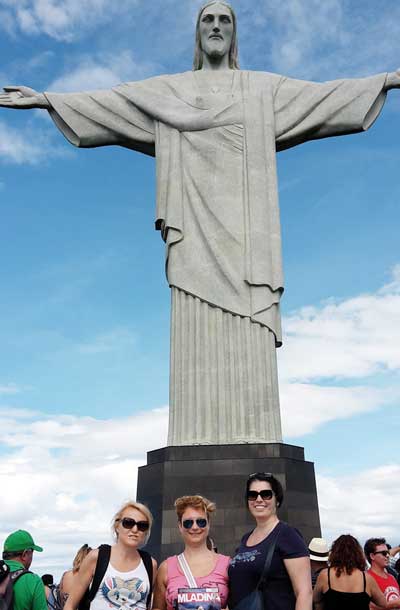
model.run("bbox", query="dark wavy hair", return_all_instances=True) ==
[364,537,386,565]
[245,472,284,508]
[330,535,367,576]
[193,1,239,70]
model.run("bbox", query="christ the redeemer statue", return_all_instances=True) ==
[1,2,398,446]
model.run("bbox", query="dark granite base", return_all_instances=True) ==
[136,443,321,561]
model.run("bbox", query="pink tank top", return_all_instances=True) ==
[165,554,230,610]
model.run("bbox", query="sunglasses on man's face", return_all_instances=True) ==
[119,517,149,532]
[247,489,274,501]
[182,518,208,530]
[373,550,390,557]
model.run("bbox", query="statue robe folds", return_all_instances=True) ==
[45,70,386,445]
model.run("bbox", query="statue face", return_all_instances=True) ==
[199,2,234,63]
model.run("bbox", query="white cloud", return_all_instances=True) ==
[278,265,400,437]
[0,406,168,576]
[317,464,400,544]
[0,0,141,41]
[48,51,158,92]
[280,382,399,438]
[0,383,20,395]
[0,120,69,164]
[280,264,400,382]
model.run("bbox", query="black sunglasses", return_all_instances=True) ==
[247,489,274,501]
[373,550,390,557]
[119,517,149,532]
[182,518,208,529]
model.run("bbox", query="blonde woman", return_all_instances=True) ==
[152,495,229,610]
[63,501,157,610]
[59,544,92,606]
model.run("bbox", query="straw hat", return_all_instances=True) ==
[309,537,329,562]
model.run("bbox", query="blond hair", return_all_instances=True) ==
[174,495,216,522]
[112,500,153,545]
[193,1,239,71]
[72,544,92,573]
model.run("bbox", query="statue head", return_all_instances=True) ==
[193,1,239,70]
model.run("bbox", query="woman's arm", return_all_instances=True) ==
[151,560,168,610]
[63,550,97,610]
[284,557,313,610]
[151,558,158,587]
[312,570,327,610]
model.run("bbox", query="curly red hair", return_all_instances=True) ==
[329,534,366,576]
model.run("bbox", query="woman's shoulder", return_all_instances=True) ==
[215,554,231,568]
[275,522,309,557]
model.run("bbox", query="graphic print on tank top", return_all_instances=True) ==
[100,575,148,610]
[229,549,260,568]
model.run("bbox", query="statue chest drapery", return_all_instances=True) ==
[153,71,284,344]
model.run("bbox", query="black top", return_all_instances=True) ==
[322,568,371,610]
[228,521,309,610]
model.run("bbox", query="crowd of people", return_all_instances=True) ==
[1,472,399,610]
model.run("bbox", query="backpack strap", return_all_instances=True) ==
[138,550,153,610]
[10,569,31,584]
[89,545,111,602]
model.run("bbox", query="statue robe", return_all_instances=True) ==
[45,70,386,444]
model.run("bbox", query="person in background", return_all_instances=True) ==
[308,538,329,589]
[2,530,47,610]
[41,575,53,601]
[228,472,312,610]
[0,559,11,599]
[59,544,92,606]
[63,501,157,610]
[152,495,229,610]
[386,545,400,580]
[313,534,390,609]
[364,538,400,609]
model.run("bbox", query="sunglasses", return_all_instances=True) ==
[119,518,149,532]
[182,518,208,529]
[248,472,273,479]
[373,550,390,557]
[247,489,274,501]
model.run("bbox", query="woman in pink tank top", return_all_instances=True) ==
[152,495,230,610]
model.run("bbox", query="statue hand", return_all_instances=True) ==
[0,86,50,109]
[384,69,400,90]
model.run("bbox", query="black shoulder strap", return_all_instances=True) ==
[138,550,153,610]
[89,545,111,602]
[11,569,31,584]
[327,567,331,589]
[257,525,281,590]
[362,570,366,592]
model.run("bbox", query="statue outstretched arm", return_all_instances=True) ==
[0,86,50,109]
[274,72,388,151]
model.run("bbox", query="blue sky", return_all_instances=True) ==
[0,0,399,575]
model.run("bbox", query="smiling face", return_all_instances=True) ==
[199,2,234,64]
[178,506,210,547]
[247,479,278,522]
[115,507,149,549]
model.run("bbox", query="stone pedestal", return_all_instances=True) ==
[136,443,321,561]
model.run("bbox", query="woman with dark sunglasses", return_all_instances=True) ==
[152,495,230,610]
[228,472,312,610]
[313,535,392,609]
[63,501,157,610]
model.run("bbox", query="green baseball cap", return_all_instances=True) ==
[3,530,43,553]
